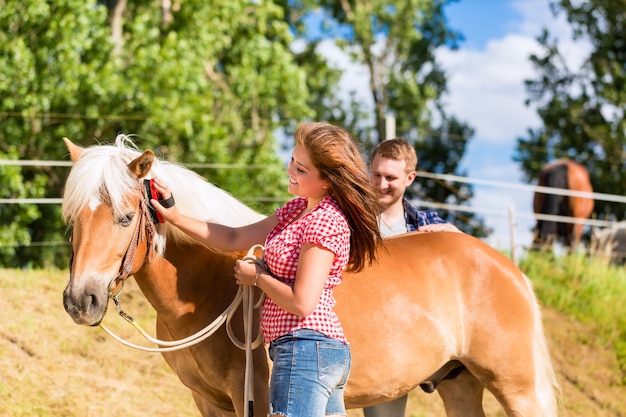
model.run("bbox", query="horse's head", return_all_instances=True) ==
[61,134,267,326]
[62,137,155,326]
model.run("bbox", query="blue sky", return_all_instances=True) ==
[442,0,540,250]
[446,0,521,50]
[431,0,588,253]
[310,0,587,255]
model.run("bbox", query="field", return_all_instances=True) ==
[1,256,624,416]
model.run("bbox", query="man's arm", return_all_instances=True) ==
[418,222,462,233]
[403,198,462,233]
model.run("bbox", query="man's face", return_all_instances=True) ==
[370,154,416,210]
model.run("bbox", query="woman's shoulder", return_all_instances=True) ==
[277,197,306,217]
[285,197,307,209]
[313,196,349,227]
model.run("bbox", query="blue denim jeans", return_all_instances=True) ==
[268,329,351,417]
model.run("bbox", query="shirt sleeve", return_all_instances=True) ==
[403,197,448,227]
[417,210,448,226]
[301,211,350,256]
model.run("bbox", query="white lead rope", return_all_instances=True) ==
[232,244,266,417]
[100,245,265,351]
[99,245,266,417]
[99,284,258,351]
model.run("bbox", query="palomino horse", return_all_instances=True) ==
[533,158,594,250]
[62,135,559,417]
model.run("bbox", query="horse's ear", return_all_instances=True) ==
[127,150,154,179]
[63,137,83,162]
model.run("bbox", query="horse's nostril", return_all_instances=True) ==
[63,282,107,326]
[86,293,99,316]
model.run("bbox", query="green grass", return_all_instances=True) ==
[519,251,626,383]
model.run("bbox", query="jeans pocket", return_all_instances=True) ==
[317,341,350,389]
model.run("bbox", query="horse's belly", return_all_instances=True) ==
[335,274,459,406]
[344,313,452,403]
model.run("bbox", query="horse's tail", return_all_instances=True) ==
[537,162,569,242]
[524,274,561,416]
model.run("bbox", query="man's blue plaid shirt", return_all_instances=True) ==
[403,197,447,231]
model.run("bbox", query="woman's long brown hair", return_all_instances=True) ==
[294,122,381,272]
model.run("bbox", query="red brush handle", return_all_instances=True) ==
[149,179,165,223]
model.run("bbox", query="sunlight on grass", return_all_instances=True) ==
[2,261,623,416]
[0,268,197,417]
[520,251,626,383]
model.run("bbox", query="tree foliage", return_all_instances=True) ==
[515,0,626,221]
[0,0,116,267]
[1,0,484,267]
[282,0,487,235]
[0,0,310,267]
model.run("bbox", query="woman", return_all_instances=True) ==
[152,121,381,417]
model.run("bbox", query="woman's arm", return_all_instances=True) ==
[235,243,334,317]
[150,177,277,251]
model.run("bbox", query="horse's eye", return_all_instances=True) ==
[117,213,134,227]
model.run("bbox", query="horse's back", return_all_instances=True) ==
[335,231,533,406]
[539,159,569,189]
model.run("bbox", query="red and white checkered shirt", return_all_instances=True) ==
[261,195,350,344]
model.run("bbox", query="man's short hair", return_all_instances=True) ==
[370,138,417,173]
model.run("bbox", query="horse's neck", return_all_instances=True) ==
[133,241,240,324]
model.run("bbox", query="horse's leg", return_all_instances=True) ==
[571,222,583,250]
[467,288,558,417]
[228,351,270,417]
[362,395,408,417]
[439,368,545,417]
[461,336,553,416]
[437,369,485,417]
[483,375,544,417]
[191,392,237,417]
[477,345,557,417]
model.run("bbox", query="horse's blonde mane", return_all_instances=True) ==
[62,134,265,254]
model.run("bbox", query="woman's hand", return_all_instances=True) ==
[150,177,181,224]
[234,259,262,287]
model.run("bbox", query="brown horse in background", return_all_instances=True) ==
[533,159,594,250]
[62,135,559,417]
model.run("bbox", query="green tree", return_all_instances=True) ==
[0,150,47,268]
[0,0,116,267]
[281,0,488,235]
[0,0,312,267]
[515,0,626,221]
[96,0,312,210]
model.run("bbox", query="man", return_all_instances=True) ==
[371,138,460,237]
[363,138,460,417]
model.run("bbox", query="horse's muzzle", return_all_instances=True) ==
[63,278,109,326]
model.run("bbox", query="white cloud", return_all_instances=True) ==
[438,33,543,144]
[316,40,373,110]
[436,31,542,251]
[512,0,566,37]
[432,0,597,251]
[438,0,591,146]
[305,1,593,251]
